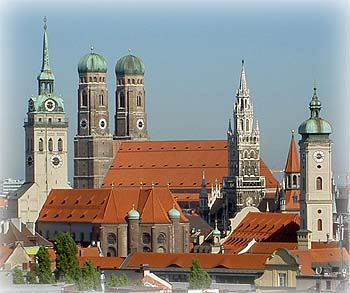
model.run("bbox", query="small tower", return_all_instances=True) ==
[282,130,301,213]
[114,52,149,141]
[198,171,209,221]
[211,219,221,253]
[224,60,265,215]
[8,19,70,223]
[74,48,114,188]
[128,205,140,254]
[168,206,181,253]
[298,87,333,243]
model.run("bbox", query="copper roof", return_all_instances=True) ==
[103,140,279,190]
[124,252,268,270]
[284,133,300,173]
[224,212,300,253]
[38,187,187,224]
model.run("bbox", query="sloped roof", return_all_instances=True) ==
[78,256,124,269]
[38,188,187,224]
[0,245,13,267]
[285,133,300,173]
[291,247,350,275]
[103,140,279,191]
[123,252,268,271]
[285,190,300,211]
[224,212,300,253]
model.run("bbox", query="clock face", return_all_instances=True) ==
[80,119,88,129]
[313,150,325,163]
[50,155,63,168]
[45,99,56,112]
[99,118,107,129]
[137,119,144,130]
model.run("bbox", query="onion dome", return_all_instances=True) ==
[298,87,332,135]
[168,206,180,219]
[78,49,107,73]
[115,54,145,75]
[213,226,221,237]
[127,206,140,220]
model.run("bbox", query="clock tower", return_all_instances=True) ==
[8,20,71,223]
[298,87,333,243]
[74,49,114,188]
[114,53,149,141]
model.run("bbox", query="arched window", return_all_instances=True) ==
[246,119,249,132]
[39,138,44,152]
[119,92,125,108]
[287,176,291,188]
[48,138,53,151]
[137,95,142,107]
[107,247,116,257]
[293,175,297,186]
[317,219,322,231]
[99,93,104,106]
[142,233,151,244]
[250,150,255,159]
[107,233,116,245]
[316,177,322,190]
[240,119,244,131]
[244,151,248,159]
[93,77,97,82]
[82,92,87,107]
[58,138,63,152]
[157,233,166,245]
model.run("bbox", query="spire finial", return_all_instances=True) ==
[291,129,295,135]
[140,181,143,189]
[237,59,249,97]
[128,48,132,54]
[202,170,205,180]
[44,16,47,30]
[132,204,135,210]
[111,181,115,188]
[151,181,155,189]
[242,59,244,65]
[90,46,94,53]
[313,80,317,93]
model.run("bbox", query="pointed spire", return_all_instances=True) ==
[256,120,259,132]
[309,84,321,118]
[237,59,249,97]
[41,17,51,73]
[227,119,232,135]
[285,130,300,173]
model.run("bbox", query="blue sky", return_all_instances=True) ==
[0,0,349,184]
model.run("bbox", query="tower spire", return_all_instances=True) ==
[237,59,249,97]
[38,17,55,95]
[285,129,300,173]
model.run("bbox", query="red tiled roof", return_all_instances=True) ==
[124,252,268,270]
[285,133,300,173]
[78,256,124,269]
[38,188,187,224]
[247,242,298,254]
[224,212,300,253]
[0,245,13,267]
[78,246,100,257]
[291,247,350,275]
[103,140,279,191]
[285,190,300,211]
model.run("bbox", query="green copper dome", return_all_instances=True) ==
[213,227,221,237]
[115,54,145,75]
[128,207,140,220]
[78,52,107,73]
[168,207,180,219]
[298,88,332,135]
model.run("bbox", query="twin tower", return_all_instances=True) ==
[74,49,149,189]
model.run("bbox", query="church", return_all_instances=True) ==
[7,21,342,254]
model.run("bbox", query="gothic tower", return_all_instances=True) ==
[114,53,149,141]
[281,130,300,213]
[8,20,70,223]
[298,87,333,244]
[225,61,265,213]
[74,49,113,188]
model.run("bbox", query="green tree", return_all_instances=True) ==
[75,261,100,291]
[53,232,79,280]
[107,273,129,288]
[188,259,212,289]
[12,268,25,284]
[36,246,55,284]
[26,269,37,284]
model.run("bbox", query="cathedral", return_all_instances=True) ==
[7,21,340,249]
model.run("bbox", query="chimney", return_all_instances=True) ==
[140,263,150,276]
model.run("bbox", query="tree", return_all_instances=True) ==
[26,269,37,284]
[12,268,25,284]
[75,260,100,291]
[107,273,129,288]
[36,246,55,284]
[53,232,79,280]
[188,259,212,289]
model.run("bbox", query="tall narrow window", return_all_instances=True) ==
[99,93,104,106]
[39,138,43,151]
[48,138,53,151]
[119,92,125,108]
[316,177,322,190]
[137,95,142,107]
[240,119,244,131]
[317,219,323,231]
[58,138,63,152]
[82,92,87,107]
[293,175,297,186]
[246,119,249,132]
[278,273,286,287]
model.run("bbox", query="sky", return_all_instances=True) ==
[0,0,349,185]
